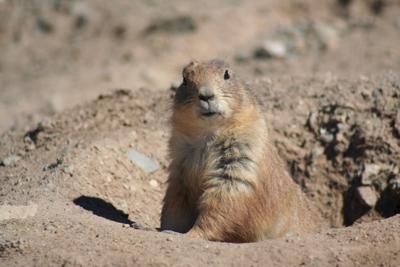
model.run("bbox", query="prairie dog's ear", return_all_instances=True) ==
[182,60,199,79]
[184,60,198,71]
[188,60,199,67]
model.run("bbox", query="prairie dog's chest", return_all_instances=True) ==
[179,138,213,178]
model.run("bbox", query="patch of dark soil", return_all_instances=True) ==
[285,76,400,226]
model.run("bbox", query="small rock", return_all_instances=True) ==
[0,155,21,167]
[336,122,348,132]
[389,178,400,193]
[149,179,159,188]
[0,203,38,221]
[361,163,380,185]
[313,22,339,50]
[63,165,74,177]
[361,89,371,101]
[392,165,399,174]
[257,20,340,58]
[310,145,325,161]
[24,122,47,145]
[254,40,289,59]
[127,149,159,173]
[356,186,378,208]
[319,128,334,143]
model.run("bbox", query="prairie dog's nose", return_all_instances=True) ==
[198,86,215,101]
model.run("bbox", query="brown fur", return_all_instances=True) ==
[160,60,324,242]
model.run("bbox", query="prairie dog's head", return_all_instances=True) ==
[172,60,248,135]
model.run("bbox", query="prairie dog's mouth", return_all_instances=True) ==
[201,111,218,117]
[198,99,220,118]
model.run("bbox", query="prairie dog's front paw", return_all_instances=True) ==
[186,228,204,239]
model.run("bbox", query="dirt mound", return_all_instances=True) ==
[0,89,170,228]
[254,74,400,227]
[1,75,399,266]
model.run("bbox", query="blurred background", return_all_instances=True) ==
[0,0,399,133]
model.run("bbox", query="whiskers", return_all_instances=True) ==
[221,93,235,99]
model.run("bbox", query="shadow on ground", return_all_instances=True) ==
[73,195,144,229]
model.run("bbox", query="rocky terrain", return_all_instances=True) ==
[1,0,400,266]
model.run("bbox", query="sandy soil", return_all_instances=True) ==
[1,0,400,266]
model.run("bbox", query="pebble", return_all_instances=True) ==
[149,179,159,188]
[319,128,334,143]
[0,155,21,167]
[313,22,339,50]
[310,145,325,161]
[254,40,289,59]
[63,165,75,177]
[389,178,400,192]
[127,149,159,173]
[0,203,38,221]
[361,164,380,185]
[356,186,378,208]
[254,20,339,60]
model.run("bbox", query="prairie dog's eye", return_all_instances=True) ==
[182,77,188,86]
[224,70,230,80]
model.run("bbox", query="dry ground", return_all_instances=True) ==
[1,0,400,266]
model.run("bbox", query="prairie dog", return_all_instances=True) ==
[160,60,324,242]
